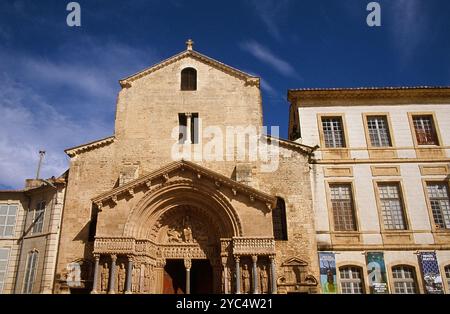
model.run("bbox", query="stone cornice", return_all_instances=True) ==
[263,135,314,155]
[92,160,276,209]
[65,136,115,158]
[288,86,450,105]
[119,50,260,88]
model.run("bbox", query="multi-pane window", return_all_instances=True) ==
[321,117,346,148]
[329,184,357,231]
[445,265,450,288]
[272,197,288,240]
[181,67,197,91]
[392,266,418,294]
[339,266,364,294]
[32,201,45,234]
[367,116,392,147]
[0,248,9,294]
[378,183,407,230]
[426,182,450,229]
[23,251,38,294]
[412,115,439,145]
[0,204,18,237]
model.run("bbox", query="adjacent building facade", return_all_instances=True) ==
[0,176,66,294]
[289,87,450,294]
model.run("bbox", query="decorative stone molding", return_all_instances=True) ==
[65,136,115,158]
[91,160,276,211]
[232,237,275,256]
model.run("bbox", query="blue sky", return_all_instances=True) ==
[1,0,450,189]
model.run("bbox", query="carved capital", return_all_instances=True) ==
[252,255,258,263]
[128,188,134,196]
[111,254,117,262]
[234,255,240,263]
[145,180,152,189]
[96,202,103,211]
[163,173,170,182]
[93,254,100,261]
[111,195,117,205]
[249,195,255,202]
[184,258,192,270]
[231,188,237,196]
[127,255,134,262]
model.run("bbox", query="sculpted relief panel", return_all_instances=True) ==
[154,206,218,246]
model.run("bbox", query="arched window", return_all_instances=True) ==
[392,265,418,294]
[339,266,364,294]
[23,250,39,294]
[444,265,450,289]
[181,67,197,91]
[272,197,287,240]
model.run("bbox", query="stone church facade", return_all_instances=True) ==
[54,40,320,294]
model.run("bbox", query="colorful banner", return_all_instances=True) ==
[366,252,389,294]
[319,252,337,294]
[418,252,444,294]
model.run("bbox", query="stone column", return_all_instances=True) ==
[184,259,191,294]
[91,254,100,294]
[234,256,241,294]
[252,255,259,294]
[223,264,229,294]
[185,112,192,144]
[109,254,117,294]
[270,256,277,294]
[125,256,133,294]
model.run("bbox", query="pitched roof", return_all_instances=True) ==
[119,48,260,87]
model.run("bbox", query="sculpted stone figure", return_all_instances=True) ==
[242,264,251,294]
[117,263,126,293]
[132,264,140,293]
[144,265,151,293]
[260,265,269,293]
[101,263,109,292]
[167,228,182,243]
[183,216,193,243]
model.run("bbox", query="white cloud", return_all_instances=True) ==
[0,38,159,189]
[390,0,428,63]
[240,41,299,79]
[0,74,112,189]
[247,0,292,41]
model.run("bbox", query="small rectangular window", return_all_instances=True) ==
[321,117,346,148]
[329,184,357,231]
[426,182,450,229]
[0,204,18,237]
[412,115,439,145]
[366,116,392,147]
[378,183,407,230]
[32,201,45,234]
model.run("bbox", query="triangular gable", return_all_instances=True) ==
[282,257,309,267]
[119,49,260,88]
[92,160,276,209]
